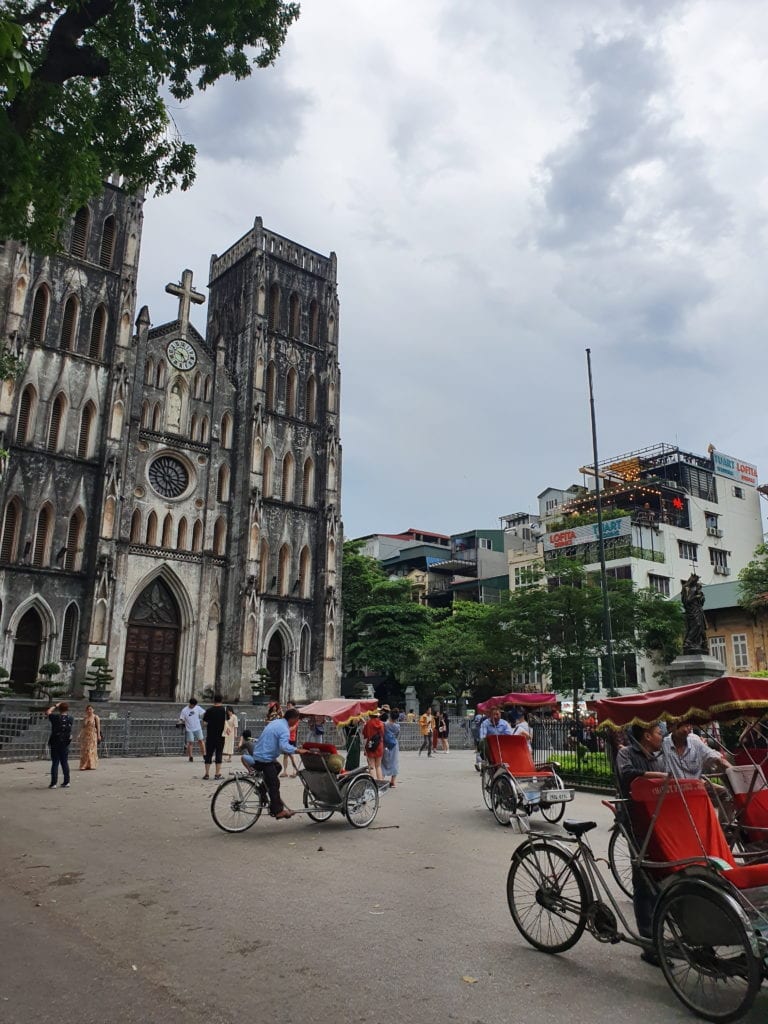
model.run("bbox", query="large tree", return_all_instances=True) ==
[345,577,433,683]
[0,1,300,249]
[414,602,506,703]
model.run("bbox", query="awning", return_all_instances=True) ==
[477,692,558,712]
[596,676,768,730]
[298,698,379,726]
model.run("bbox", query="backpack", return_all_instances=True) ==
[365,731,382,754]
[383,727,397,750]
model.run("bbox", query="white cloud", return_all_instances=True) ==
[138,0,768,538]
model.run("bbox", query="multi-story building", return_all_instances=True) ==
[0,197,342,703]
[702,581,768,677]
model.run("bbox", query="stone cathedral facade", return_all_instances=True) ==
[0,184,342,703]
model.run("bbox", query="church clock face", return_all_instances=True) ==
[167,339,197,371]
[148,455,190,498]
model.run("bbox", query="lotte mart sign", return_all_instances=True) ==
[713,451,758,488]
[544,516,631,551]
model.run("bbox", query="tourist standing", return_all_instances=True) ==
[437,711,450,752]
[202,694,227,780]
[223,706,239,763]
[363,709,385,780]
[382,711,400,787]
[45,701,73,789]
[418,708,434,757]
[179,698,206,762]
[78,704,102,770]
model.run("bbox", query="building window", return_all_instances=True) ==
[192,519,203,552]
[220,413,232,449]
[29,285,50,344]
[705,511,720,532]
[709,548,730,570]
[64,509,84,570]
[648,573,671,596]
[263,447,274,496]
[546,499,559,512]
[130,509,141,542]
[268,283,280,332]
[88,305,107,359]
[277,543,291,595]
[305,375,317,422]
[733,486,745,499]
[70,207,90,257]
[285,368,297,417]
[281,452,295,502]
[0,499,21,562]
[146,511,158,546]
[709,635,726,665]
[78,402,96,459]
[216,464,230,502]
[15,384,36,444]
[265,362,277,411]
[299,545,311,599]
[258,539,270,591]
[732,633,749,670]
[308,300,319,345]
[300,624,311,671]
[678,540,698,562]
[99,216,116,268]
[478,537,492,550]
[60,296,79,351]
[302,457,315,505]
[149,455,190,498]
[32,504,53,567]
[47,393,67,452]
[60,603,79,660]
[213,516,227,555]
[288,292,300,337]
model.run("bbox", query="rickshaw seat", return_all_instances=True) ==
[485,735,553,777]
[303,742,339,755]
[734,748,768,768]
[726,765,768,839]
[630,777,768,890]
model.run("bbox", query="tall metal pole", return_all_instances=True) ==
[586,349,616,693]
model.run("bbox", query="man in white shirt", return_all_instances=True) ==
[661,720,725,779]
[510,711,532,747]
[179,698,206,762]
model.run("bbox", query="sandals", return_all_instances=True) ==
[214,774,223,780]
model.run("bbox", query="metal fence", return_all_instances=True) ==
[0,710,617,790]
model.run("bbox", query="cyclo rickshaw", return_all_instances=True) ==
[476,691,574,826]
[210,698,382,833]
[505,677,768,1022]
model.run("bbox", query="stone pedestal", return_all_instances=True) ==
[667,654,726,688]
[404,685,419,716]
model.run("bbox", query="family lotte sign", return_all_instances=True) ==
[712,451,758,489]
[544,516,631,551]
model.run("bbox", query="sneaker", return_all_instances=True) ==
[61,783,70,789]
[48,782,57,789]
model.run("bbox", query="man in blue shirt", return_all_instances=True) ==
[478,707,513,761]
[242,708,307,819]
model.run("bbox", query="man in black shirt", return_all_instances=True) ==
[45,702,74,789]
[202,693,227,780]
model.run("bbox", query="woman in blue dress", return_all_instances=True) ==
[382,710,400,788]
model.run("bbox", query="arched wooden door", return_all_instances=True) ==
[10,608,43,693]
[122,579,180,701]
[266,631,284,701]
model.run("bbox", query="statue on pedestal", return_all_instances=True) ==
[681,572,708,655]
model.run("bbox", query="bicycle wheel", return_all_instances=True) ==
[481,766,494,810]
[654,882,761,1024]
[210,777,264,833]
[491,774,517,826]
[608,825,633,899]
[539,779,566,824]
[303,787,334,823]
[507,840,589,953]
[344,774,379,828]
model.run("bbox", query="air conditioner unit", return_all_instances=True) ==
[706,527,723,537]
[713,565,731,576]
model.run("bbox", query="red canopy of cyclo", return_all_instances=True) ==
[596,676,768,730]
[477,692,558,713]
[298,698,378,726]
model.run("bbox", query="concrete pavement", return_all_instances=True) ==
[0,751,764,1024]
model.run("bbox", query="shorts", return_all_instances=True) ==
[186,729,203,743]
[241,754,255,768]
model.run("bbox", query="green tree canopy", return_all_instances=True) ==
[414,602,506,702]
[0,1,300,249]
[345,576,433,682]
[738,543,768,613]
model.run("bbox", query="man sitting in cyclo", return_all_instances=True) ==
[241,708,309,820]
[478,707,513,761]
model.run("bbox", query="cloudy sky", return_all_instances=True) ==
[137,0,768,539]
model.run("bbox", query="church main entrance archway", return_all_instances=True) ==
[10,608,43,693]
[122,578,180,701]
[266,631,285,701]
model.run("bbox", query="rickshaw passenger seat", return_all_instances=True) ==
[562,820,597,837]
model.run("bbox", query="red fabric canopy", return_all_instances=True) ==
[298,698,378,725]
[596,676,768,730]
[477,692,557,713]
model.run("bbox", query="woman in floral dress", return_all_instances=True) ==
[78,705,102,770]
[223,706,239,763]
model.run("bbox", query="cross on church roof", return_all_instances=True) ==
[165,269,205,339]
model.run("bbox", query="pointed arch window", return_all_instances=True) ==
[220,412,233,448]
[252,436,262,473]
[309,300,319,345]
[29,285,50,344]
[102,495,116,539]
[78,402,96,459]
[268,283,280,332]
[258,539,270,591]
[60,296,79,351]
[217,464,230,502]
[286,368,297,417]
[152,402,162,431]
[60,603,79,660]
[192,519,203,552]
[263,446,274,497]
[302,457,315,506]
[99,216,116,268]
[277,543,291,596]
[281,451,295,502]
[289,292,300,337]
[177,517,188,550]
[204,375,212,401]
[156,360,166,388]
[249,520,260,560]
[265,361,277,410]
[64,508,84,570]
[190,413,198,439]
[300,624,311,671]
[299,545,311,599]
[47,393,67,452]
[140,401,150,428]
[16,384,36,444]
[145,357,154,386]
[88,304,107,359]
[130,509,142,543]
[193,371,202,399]
[70,206,90,257]
[200,416,210,443]
[213,516,227,555]
[33,504,53,567]
[109,400,124,440]
[161,513,173,547]
[305,375,317,422]
[0,498,21,562]
[146,510,158,546]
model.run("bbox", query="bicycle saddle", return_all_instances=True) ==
[562,819,597,837]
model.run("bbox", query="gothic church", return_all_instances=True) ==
[0,181,342,702]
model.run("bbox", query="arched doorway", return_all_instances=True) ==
[10,608,43,693]
[122,578,180,700]
[266,631,285,700]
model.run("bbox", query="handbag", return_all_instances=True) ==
[365,733,382,753]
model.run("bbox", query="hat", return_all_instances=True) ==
[379,704,391,714]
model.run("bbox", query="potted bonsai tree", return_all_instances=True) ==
[0,667,12,699]
[251,667,272,706]
[36,662,68,702]
[85,658,114,702]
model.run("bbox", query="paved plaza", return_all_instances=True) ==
[0,751,765,1024]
